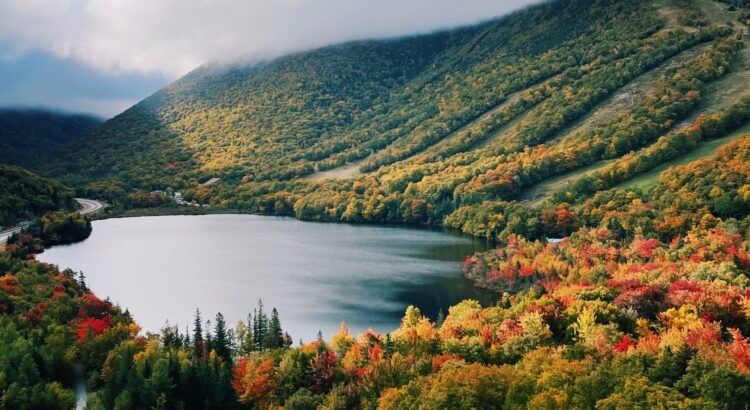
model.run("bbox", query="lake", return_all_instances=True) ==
[38,215,495,341]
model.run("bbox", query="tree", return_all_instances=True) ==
[266,308,283,349]
[214,312,232,364]
[596,376,714,410]
[253,300,268,350]
[193,308,204,359]
[78,271,88,293]
[235,314,254,356]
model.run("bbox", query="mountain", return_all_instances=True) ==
[0,165,76,228]
[38,1,698,180]
[40,0,750,230]
[0,109,102,167]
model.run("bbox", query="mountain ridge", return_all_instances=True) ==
[0,108,102,167]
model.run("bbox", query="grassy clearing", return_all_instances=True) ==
[514,42,714,208]
[616,123,750,191]
[614,0,750,190]
[518,159,616,208]
[546,41,712,145]
[305,159,364,181]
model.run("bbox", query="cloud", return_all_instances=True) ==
[0,0,542,79]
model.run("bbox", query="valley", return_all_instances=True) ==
[2,0,750,408]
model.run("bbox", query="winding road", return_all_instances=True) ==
[0,198,105,243]
[74,198,106,215]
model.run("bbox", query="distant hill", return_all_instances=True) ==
[0,165,76,228]
[0,108,102,167]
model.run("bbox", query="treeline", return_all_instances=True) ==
[283,32,739,229]
[96,300,292,409]
[5,212,92,258]
[25,0,749,246]
[39,0,669,190]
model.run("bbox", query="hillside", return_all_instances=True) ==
[37,0,750,230]
[37,1,699,182]
[0,109,102,167]
[0,165,76,229]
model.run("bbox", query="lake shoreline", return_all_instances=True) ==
[85,205,501,297]
[93,204,498,246]
[39,214,497,340]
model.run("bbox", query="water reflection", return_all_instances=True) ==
[39,215,495,341]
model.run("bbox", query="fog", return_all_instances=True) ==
[0,0,542,78]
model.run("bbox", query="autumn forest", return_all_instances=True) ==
[3,0,750,408]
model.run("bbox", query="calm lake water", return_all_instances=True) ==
[38,215,495,341]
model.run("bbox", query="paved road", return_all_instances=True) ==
[75,198,106,215]
[0,198,105,243]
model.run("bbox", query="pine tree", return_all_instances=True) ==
[78,271,88,293]
[253,300,268,350]
[266,308,283,349]
[252,308,259,349]
[436,309,445,327]
[384,333,395,358]
[214,312,232,364]
[205,319,213,355]
[162,323,181,349]
[184,326,191,347]
[193,308,204,359]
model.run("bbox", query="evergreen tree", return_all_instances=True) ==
[266,308,283,349]
[214,312,232,364]
[184,326,191,347]
[205,319,213,355]
[162,323,181,349]
[384,334,395,358]
[78,271,88,293]
[253,300,268,350]
[193,309,204,359]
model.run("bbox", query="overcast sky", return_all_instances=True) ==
[0,0,540,117]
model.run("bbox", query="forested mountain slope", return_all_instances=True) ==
[34,2,696,180]
[0,165,76,228]
[0,109,101,167]
[36,0,750,233]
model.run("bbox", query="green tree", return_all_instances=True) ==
[213,312,232,364]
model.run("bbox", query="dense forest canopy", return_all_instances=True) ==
[0,165,76,228]
[0,109,101,167]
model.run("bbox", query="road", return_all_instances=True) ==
[0,198,105,243]
[75,198,106,215]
